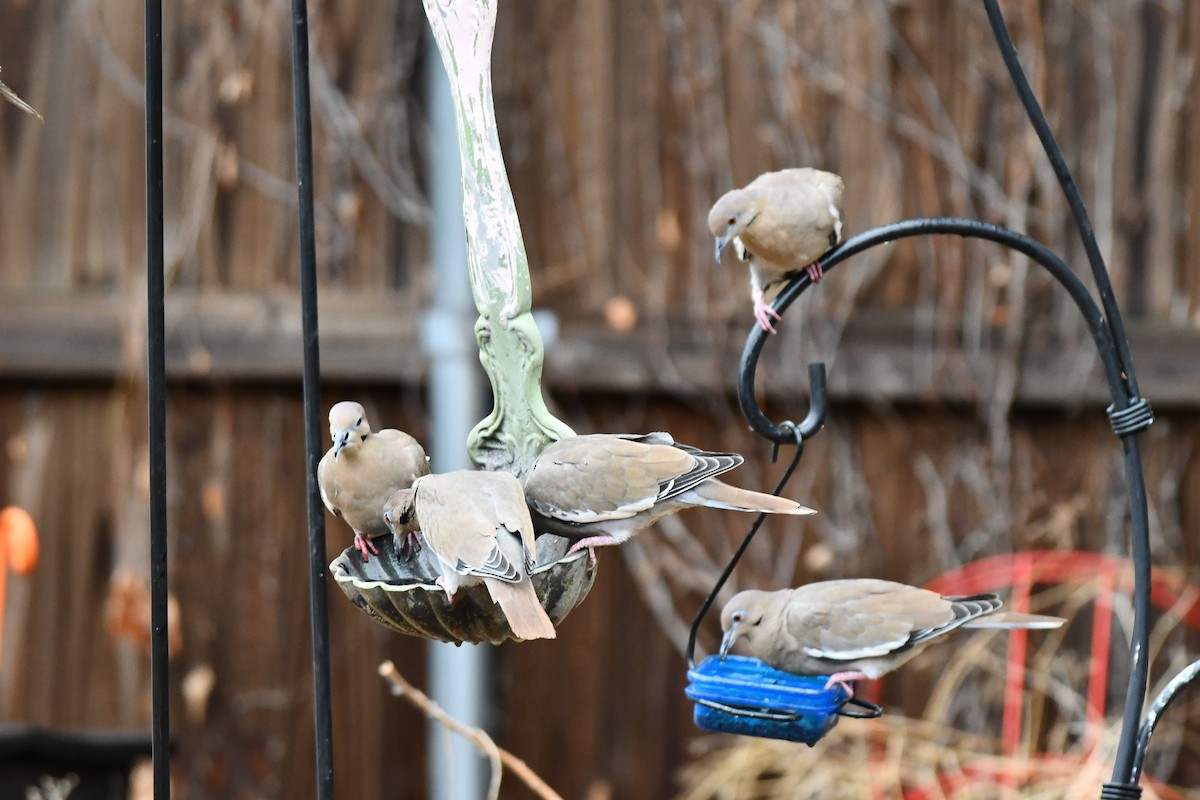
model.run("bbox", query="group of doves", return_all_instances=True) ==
[317,168,1064,698]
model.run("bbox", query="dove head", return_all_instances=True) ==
[708,189,759,263]
[328,401,371,459]
[382,487,418,534]
[719,589,774,660]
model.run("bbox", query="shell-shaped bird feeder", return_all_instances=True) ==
[331,531,596,645]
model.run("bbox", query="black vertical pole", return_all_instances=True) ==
[981,2,1151,792]
[143,0,170,795]
[287,0,336,797]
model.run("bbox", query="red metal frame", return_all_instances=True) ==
[892,550,1200,798]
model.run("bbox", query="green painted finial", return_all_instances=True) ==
[422,0,574,474]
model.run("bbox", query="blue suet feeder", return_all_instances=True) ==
[685,655,881,745]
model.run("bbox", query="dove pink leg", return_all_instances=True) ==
[824,670,867,699]
[805,262,824,283]
[751,288,781,333]
[567,534,623,566]
[354,531,380,562]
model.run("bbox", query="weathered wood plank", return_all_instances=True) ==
[0,293,1196,410]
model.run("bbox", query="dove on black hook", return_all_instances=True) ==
[720,580,1065,698]
[709,168,845,333]
[317,401,430,562]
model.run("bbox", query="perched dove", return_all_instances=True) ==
[317,401,430,562]
[720,580,1065,697]
[383,471,556,641]
[709,168,845,333]
[522,433,815,558]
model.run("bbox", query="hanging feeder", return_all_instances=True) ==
[331,1,593,643]
[686,655,879,745]
[330,532,596,645]
[682,363,882,742]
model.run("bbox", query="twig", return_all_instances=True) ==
[377,661,565,800]
[0,70,42,122]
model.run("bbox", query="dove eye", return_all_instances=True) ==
[727,216,736,225]
[731,611,745,623]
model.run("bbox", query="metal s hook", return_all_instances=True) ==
[739,354,828,447]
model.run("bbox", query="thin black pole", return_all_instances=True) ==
[287,0,336,796]
[143,0,170,794]
[981,0,1140,399]
[980,3,1152,790]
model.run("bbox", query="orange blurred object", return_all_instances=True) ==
[1,506,39,574]
[0,504,39,669]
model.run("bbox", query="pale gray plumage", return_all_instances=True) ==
[523,432,815,557]
[709,168,845,333]
[316,401,430,562]
[720,580,1065,696]
[383,471,556,641]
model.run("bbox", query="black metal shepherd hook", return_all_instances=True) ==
[688,3,1193,795]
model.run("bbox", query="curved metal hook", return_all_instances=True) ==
[737,217,1136,446]
[1130,658,1200,784]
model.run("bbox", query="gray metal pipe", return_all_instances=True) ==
[422,27,489,800]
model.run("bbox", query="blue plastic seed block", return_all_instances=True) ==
[685,655,849,745]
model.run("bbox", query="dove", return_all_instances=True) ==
[709,168,845,333]
[316,401,430,562]
[522,433,815,558]
[383,471,556,641]
[720,580,1065,698]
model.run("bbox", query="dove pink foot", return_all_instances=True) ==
[566,534,622,566]
[805,262,824,283]
[752,298,781,334]
[824,670,867,699]
[354,531,380,562]
[434,575,456,602]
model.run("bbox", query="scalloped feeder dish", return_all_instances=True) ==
[686,655,878,745]
[331,531,597,645]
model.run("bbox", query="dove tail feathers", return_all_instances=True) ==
[963,612,1065,630]
[487,579,557,640]
[688,480,817,516]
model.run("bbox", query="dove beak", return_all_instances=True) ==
[332,431,351,460]
[719,628,737,660]
[713,234,728,263]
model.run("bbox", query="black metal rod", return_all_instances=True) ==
[979,3,1152,788]
[686,438,806,669]
[287,0,336,796]
[738,217,1128,443]
[143,0,170,794]
[1132,659,1200,783]
[980,0,1140,400]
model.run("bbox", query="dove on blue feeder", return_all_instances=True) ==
[720,579,1065,698]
